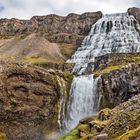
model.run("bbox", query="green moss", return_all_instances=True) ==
[98,108,111,121]
[60,129,79,140]
[115,126,140,140]
[77,124,89,133]
[64,72,73,83]
[94,53,140,77]
[94,65,123,77]
[63,72,73,94]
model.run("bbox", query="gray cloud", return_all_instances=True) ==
[0,5,4,12]
[0,0,139,19]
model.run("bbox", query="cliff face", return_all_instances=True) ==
[0,62,72,140]
[0,11,102,45]
[93,53,140,108]
[100,63,140,108]
[128,7,140,24]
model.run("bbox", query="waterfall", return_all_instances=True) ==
[63,75,100,133]
[57,76,67,130]
[60,13,140,134]
[67,13,140,74]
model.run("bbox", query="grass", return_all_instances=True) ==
[58,43,77,59]
[115,125,140,140]
[94,65,124,77]
[23,56,64,65]
[0,35,14,40]
[60,129,79,140]
[19,34,29,40]
[23,57,50,65]
[94,53,140,77]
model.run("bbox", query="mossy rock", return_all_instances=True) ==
[115,125,140,140]
[60,129,79,140]
[98,108,112,121]
[94,53,140,77]
[61,94,140,140]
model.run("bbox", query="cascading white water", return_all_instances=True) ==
[63,75,99,133]
[67,13,140,74]
[61,13,140,134]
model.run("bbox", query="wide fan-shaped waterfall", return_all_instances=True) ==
[60,12,140,135]
[67,13,140,74]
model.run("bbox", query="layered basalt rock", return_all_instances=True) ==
[128,7,140,24]
[100,63,140,108]
[0,11,102,45]
[93,53,140,108]
[0,62,71,140]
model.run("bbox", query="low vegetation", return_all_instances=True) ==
[61,94,140,140]
[94,53,140,76]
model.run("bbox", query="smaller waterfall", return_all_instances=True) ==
[57,76,67,131]
[63,74,100,133]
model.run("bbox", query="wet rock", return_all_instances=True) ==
[100,64,140,108]
[128,7,140,23]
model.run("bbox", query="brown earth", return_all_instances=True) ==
[0,62,72,140]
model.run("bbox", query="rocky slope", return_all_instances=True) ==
[0,62,72,140]
[99,63,140,109]
[61,93,140,140]
[0,34,64,63]
[0,33,78,67]
[0,11,102,46]
[128,7,140,24]
[93,53,140,108]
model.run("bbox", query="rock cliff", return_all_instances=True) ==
[0,62,72,140]
[93,53,140,108]
[0,11,102,45]
[128,7,140,24]
[100,63,140,108]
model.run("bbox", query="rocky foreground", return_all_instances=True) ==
[61,93,140,140]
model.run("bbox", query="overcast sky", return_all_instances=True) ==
[0,0,139,19]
